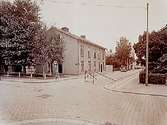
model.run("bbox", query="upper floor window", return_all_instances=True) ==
[80,45,84,57]
[94,61,96,72]
[88,61,91,71]
[98,52,100,60]
[94,61,96,67]
[102,53,105,60]
[94,52,96,59]
[81,61,84,72]
[103,62,105,69]
[88,50,91,58]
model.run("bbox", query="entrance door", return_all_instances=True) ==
[101,64,103,72]
[58,64,63,73]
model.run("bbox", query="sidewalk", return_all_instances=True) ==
[0,70,139,84]
[0,75,81,83]
[104,73,167,97]
[7,118,101,125]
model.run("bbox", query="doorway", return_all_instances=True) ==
[101,64,103,72]
[58,64,63,73]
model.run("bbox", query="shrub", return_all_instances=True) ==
[149,73,166,84]
[15,64,22,72]
[139,71,166,84]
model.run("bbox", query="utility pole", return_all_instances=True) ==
[146,3,149,86]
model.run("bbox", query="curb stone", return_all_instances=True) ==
[0,77,80,84]
[8,118,102,125]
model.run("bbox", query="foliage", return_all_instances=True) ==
[159,53,167,65]
[106,37,134,69]
[134,25,167,73]
[106,55,121,68]
[152,54,167,73]
[32,26,48,65]
[0,0,41,66]
[139,71,166,84]
[47,27,64,64]
[115,37,133,66]
[32,26,64,77]
[33,26,64,65]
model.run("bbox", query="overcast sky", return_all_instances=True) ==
[9,0,167,50]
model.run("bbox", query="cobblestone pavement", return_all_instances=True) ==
[1,70,167,125]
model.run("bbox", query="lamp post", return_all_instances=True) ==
[145,3,149,86]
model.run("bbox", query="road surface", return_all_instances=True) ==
[0,70,167,125]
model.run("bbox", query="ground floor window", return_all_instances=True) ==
[81,61,84,72]
[94,61,96,72]
[99,62,100,72]
[88,61,91,72]
[101,64,103,72]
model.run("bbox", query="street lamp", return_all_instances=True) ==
[146,3,149,86]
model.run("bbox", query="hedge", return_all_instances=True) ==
[139,71,166,84]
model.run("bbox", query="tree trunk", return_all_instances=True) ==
[18,72,21,78]
[30,73,33,79]
[49,63,52,76]
[42,64,46,79]
[23,65,26,74]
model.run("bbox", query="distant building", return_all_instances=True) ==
[47,27,106,75]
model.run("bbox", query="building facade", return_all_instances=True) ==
[48,27,106,75]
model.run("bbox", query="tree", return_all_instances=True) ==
[0,1,14,68]
[106,37,134,70]
[32,26,48,78]
[0,0,41,73]
[115,37,132,67]
[33,26,64,78]
[106,54,121,69]
[134,25,167,73]
[47,27,64,75]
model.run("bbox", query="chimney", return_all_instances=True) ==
[80,35,86,39]
[61,27,69,32]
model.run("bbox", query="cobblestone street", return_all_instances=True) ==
[0,70,167,125]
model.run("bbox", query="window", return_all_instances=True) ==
[94,61,96,72]
[88,50,91,58]
[81,61,84,72]
[88,61,91,72]
[94,61,96,67]
[94,52,96,59]
[103,62,105,71]
[80,45,84,57]
[99,52,103,60]
[99,62,100,72]
[102,52,105,60]
[98,52,100,60]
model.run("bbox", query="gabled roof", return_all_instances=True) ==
[49,27,106,50]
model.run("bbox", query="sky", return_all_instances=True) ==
[9,0,167,51]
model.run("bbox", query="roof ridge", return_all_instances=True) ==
[51,27,106,50]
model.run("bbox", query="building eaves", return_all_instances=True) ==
[53,27,106,50]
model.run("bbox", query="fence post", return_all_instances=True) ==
[19,72,21,78]
[84,70,87,81]
[93,72,94,84]
[30,73,33,79]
